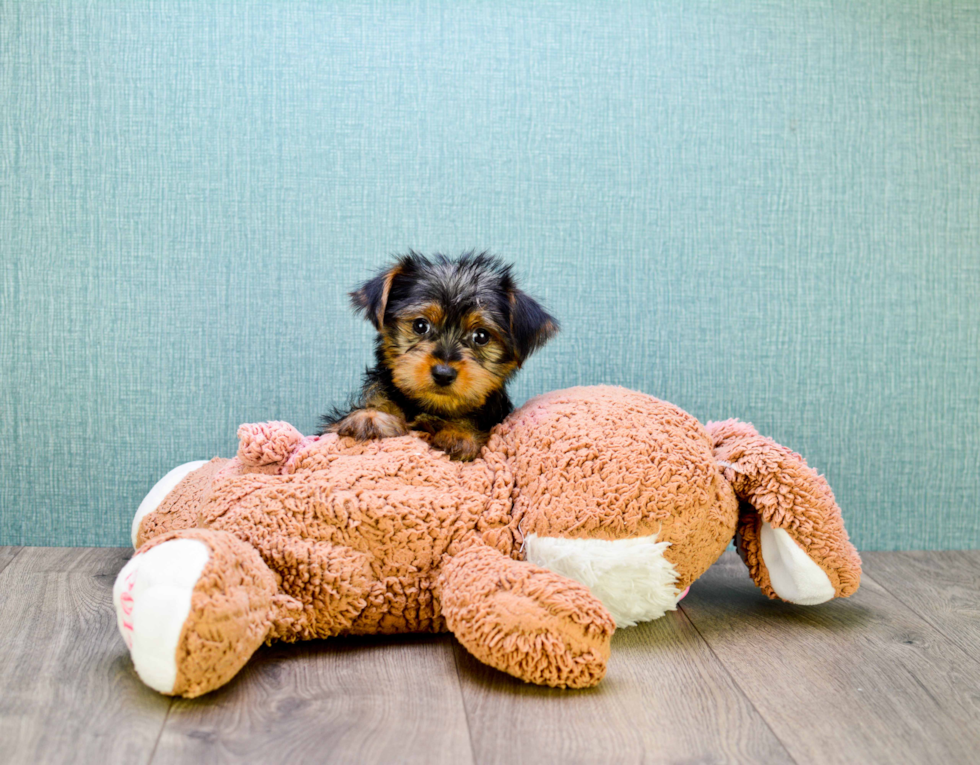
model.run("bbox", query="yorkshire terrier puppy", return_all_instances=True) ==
[320,251,559,461]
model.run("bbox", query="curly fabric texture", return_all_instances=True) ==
[707,419,861,599]
[130,385,860,696]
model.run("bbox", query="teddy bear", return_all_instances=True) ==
[113,385,860,698]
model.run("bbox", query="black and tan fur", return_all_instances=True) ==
[320,252,558,460]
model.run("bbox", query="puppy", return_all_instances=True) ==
[320,251,559,460]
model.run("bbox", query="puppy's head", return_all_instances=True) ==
[351,251,559,415]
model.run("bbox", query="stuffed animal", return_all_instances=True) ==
[113,386,860,697]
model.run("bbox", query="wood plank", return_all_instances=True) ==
[863,551,980,662]
[0,545,133,576]
[0,545,23,575]
[452,607,793,765]
[3,547,975,764]
[0,547,171,765]
[151,633,474,765]
[679,552,980,765]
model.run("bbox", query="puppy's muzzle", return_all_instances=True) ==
[431,364,457,387]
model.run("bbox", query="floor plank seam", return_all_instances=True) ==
[860,570,980,672]
[4,548,973,764]
[676,603,801,765]
[144,696,174,765]
[0,547,24,577]
[449,642,480,765]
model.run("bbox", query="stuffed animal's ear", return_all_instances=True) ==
[349,257,414,330]
[508,289,559,365]
[707,419,862,604]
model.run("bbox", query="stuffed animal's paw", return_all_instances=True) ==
[115,530,278,698]
[440,545,614,688]
[113,539,210,693]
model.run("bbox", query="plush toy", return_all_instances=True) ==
[114,386,860,697]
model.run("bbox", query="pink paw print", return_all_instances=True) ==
[118,567,137,648]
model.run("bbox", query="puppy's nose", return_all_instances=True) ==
[431,364,457,387]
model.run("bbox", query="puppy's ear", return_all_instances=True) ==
[350,257,414,330]
[508,289,559,365]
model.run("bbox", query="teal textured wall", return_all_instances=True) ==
[2,1,978,549]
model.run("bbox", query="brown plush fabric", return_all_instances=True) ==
[438,544,615,688]
[130,385,861,696]
[491,387,739,590]
[136,457,226,547]
[707,419,861,599]
[199,436,498,636]
[236,421,306,467]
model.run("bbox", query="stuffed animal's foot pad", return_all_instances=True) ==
[113,539,210,694]
[760,523,835,605]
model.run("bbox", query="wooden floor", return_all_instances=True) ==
[1,548,978,765]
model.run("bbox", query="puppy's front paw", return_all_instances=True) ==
[431,425,487,461]
[333,409,408,440]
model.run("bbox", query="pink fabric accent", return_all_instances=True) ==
[237,421,304,467]
[119,568,137,648]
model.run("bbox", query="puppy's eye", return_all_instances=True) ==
[412,318,430,335]
[472,328,491,346]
